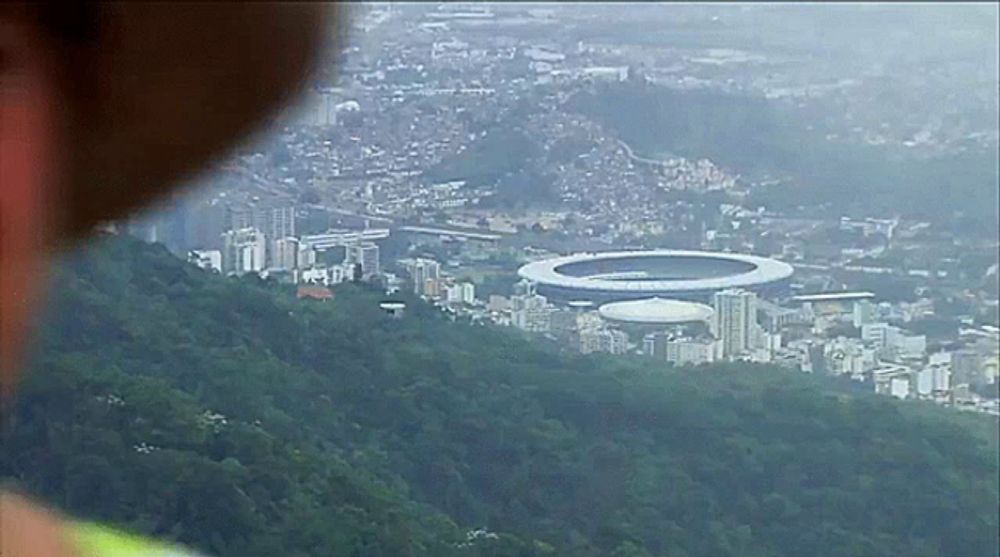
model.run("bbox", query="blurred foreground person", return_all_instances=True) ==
[1,4,331,556]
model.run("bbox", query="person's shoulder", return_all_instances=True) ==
[1,493,77,557]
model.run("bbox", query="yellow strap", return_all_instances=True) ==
[69,521,200,557]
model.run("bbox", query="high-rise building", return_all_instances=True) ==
[862,322,892,355]
[853,299,876,328]
[403,258,441,296]
[221,228,266,276]
[713,289,758,360]
[260,205,296,266]
[423,277,440,298]
[446,284,463,304]
[225,204,254,231]
[348,242,380,279]
[224,202,296,267]
[460,282,475,305]
[953,349,983,386]
[297,244,317,269]
[273,237,300,271]
[916,361,952,396]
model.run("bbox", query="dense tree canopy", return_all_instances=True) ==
[4,237,997,557]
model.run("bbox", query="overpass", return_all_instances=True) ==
[300,229,391,251]
[791,291,875,303]
[397,225,503,242]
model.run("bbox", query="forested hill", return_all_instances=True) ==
[4,236,998,557]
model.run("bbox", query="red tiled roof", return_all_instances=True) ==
[296,285,334,300]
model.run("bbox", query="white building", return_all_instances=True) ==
[297,244,317,269]
[713,289,758,360]
[222,228,266,276]
[601,329,629,355]
[853,299,876,327]
[666,337,715,366]
[262,206,296,267]
[892,333,927,360]
[644,332,716,366]
[580,66,629,82]
[824,337,878,377]
[862,322,926,360]
[511,293,552,333]
[402,258,441,296]
[458,282,475,305]
[861,322,891,351]
[188,250,222,273]
[328,263,351,285]
[298,266,330,286]
[890,377,911,399]
[348,242,380,278]
[272,237,300,271]
[444,282,474,305]
[872,363,914,399]
[580,328,628,355]
[300,229,390,252]
[916,362,952,396]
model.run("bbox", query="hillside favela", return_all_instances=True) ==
[8,4,999,557]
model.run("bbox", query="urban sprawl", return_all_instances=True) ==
[120,4,998,416]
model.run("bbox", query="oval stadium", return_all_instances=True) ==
[517,250,794,303]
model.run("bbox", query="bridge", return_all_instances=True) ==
[300,229,391,251]
[397,226,503,242]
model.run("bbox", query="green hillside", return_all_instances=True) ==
[424,103,558,210]
[4,236,998,557]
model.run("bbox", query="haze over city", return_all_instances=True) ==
[125,2,1000,411]
[8,4,998,557]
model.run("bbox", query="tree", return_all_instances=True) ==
[7,236,997,557]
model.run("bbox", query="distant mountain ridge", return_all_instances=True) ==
[569,82,999,233]
[4,236,997,557]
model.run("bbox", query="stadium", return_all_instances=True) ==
[517,250,794,303]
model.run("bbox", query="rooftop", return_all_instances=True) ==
[598,297,715,324]
[518,250,794,293]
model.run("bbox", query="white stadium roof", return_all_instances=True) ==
[598,297,715,324]
[517,250,794,294]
